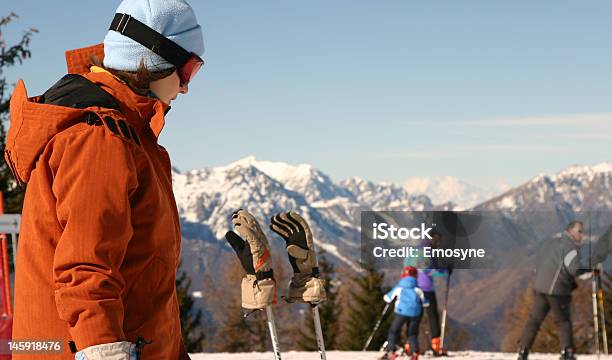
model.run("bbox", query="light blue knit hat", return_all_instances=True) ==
[103,0,204,72]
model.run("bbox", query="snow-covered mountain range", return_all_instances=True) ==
[173,156,432,269]
[173,158,611,350]
[173,157,611,270]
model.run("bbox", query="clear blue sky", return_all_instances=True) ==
[3,1,612,188]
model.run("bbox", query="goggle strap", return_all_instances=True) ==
[109,13,191,70]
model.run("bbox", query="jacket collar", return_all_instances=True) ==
[65,44,170,139]
[562,231,579,247]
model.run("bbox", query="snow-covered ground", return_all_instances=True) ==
[190,351,605,360]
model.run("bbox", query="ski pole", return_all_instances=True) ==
[265,305,282,360]
[440,270,452,350]
[363,299,393,351]
[311,304,327,360]
[589,217,600,357]
[596,269,608,355]
[0,234,11,316]
[592,271,600,357]
[0,195,12,317]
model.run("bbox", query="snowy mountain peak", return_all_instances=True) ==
[479,162,612,212]
[554,162,612,180]
[226,156,315,178]
[248,158,315,182]
[229,155,258,166]
[518,162,612,193]
[172,158,435,267]
[223,157,351,203]
[340,177,432,211]
[403,176,499,209]
[592,162,612,173]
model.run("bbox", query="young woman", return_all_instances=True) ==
[4,0,204,359]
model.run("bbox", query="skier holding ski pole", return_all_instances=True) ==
[403,229,450,356]
[517,221,595,360]
[225,209,282,360]
[270,212,327,360]
[378,266,428,360]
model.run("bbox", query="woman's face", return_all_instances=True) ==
[149,70,189,105]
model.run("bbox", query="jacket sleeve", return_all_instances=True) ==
[414,287,429,307]
[384,282,402,303]
[592,226,612,265]
[51,127,139,350]
[563,247,589,277]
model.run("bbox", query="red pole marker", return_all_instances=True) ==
[0,192,11,316]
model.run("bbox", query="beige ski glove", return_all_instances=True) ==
[225,209,277,309]
[270,212,326,304]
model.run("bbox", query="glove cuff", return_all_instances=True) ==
[241,274,277,309]
[287,274,326,304]
[75,341,135,360]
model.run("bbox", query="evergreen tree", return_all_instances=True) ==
[176,262,206,352]
[296,250,340,350]
[1,13,37,214]
[217,301,271,352]
[337,261,391,350]
[216,301,251,352]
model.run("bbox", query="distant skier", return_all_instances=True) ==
[379,266,428,360]
[404,230,450,356]
[517,221,594,360]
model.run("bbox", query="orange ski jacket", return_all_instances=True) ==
[5,44,190,359]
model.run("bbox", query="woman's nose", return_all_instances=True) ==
[180,83,189,94]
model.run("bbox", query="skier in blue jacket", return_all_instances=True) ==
[379,266,428,360]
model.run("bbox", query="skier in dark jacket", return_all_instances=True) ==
[517,221,592,360]
[409,230,450,356]
[379,266,428,360]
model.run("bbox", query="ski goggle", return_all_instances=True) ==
[110,13,204,86]
[177,53,204,86]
